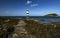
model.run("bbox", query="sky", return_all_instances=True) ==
[0,0,60,16]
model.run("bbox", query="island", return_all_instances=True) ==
[44,13,58,17]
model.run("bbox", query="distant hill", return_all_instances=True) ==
[44,13,58,17]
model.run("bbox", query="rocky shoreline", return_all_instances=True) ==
[0,17,60,38]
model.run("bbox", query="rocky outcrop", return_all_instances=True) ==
[12,20,36,38]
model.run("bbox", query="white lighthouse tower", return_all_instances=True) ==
[26,9,29,20]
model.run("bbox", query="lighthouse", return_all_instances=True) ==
[26,9,29,20]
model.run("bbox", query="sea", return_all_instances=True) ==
[1,16,60,24]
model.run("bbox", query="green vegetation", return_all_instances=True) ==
[44,13,58,17]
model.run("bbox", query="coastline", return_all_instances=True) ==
[0,17,60,38]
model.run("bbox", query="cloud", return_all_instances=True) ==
[26,0,38,7]
[31,4,38,7]
[27,0,32,4]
